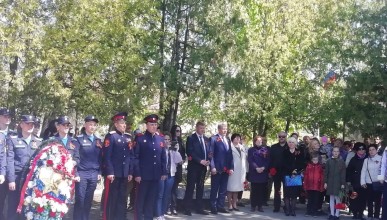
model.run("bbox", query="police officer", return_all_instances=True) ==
[0,108,12,220]
[73,115,103,220]
[6,115,42,220]
[103,112,133,220]
[134,114,167,220]
[53,116,80,169]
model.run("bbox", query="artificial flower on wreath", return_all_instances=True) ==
[17,140,76,220]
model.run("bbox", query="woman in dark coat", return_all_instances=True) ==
[347,142,368,220]
[169,125,186,215]
[248,136,270,212]
[282,137,306,216]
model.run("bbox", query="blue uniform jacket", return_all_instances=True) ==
[103,130,133,178]
[186,133,211,166]
[133,131,167,181]
[6,134,42,182]
[0,130,10,176]
[209,134,234,173]
[52,134,80,166]
[74,133,103,174]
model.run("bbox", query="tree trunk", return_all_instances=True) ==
[158,0,167,118]
[285,118,291,134]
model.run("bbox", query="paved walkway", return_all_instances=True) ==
[63,187,355,220]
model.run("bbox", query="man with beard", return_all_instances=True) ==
[269,131,288,212]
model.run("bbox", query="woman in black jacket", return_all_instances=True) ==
[347,142,368,220]
[282,137,306,216]
[169,125,186,214]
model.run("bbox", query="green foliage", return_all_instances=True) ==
[0,0,385,139]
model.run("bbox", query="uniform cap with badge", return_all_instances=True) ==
[0,107,11,116]
[20,115,35,123]
[84,115,99,123]
[34,117,41,127]
[57,116,71,125]
[111,112,127,121]
[144,114,159,123]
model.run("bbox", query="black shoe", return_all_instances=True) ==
[184,210,192,216]
[211,208,218,215]
[291,210,296,216]
[237,202,245,207]
[273,208,280,212]
[233,208,240,211]
[171,210,178,215]
[218,208,230,213]
[218,208,229,213]
[257,207,264,212]
[196,210,209,215]
[329,215,335,220]
[228,208,233,212]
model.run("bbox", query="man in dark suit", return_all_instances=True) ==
[183,121,210,216]
[209,123,233,214]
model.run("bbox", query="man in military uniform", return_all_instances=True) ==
[73,115,103,220]
[53,116,80,167]
[134,114,167,220]
[103,112,133,220]
[0,108,12,220]
[6,115,42,220]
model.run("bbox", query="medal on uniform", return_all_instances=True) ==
[96,140,102,148]
[31,141,38,149]
[104,139,110,147]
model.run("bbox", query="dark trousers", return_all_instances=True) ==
[0,181,8,220]
[349,187,367,217]
[183,165,207,211]
[306,190,321,214]
[366,184,382,218]
[128,180,136,207]
[105,177,128,220]
[273,175,282,210]
[7,174,22,220]
[210,172,229,209]
[382,182,387,220]
[250,182,267,208]
[170,179,179,211]
[135,180,159,220]
[73,170,98,220]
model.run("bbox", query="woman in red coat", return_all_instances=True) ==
[303,153,324,217]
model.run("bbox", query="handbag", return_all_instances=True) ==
[284,175,302,187]
[367,159,383,192]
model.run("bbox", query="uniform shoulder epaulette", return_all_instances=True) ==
[124,132,132,137]
[77,134,84,138]
[10,134,18,139]
[109,131,116,134]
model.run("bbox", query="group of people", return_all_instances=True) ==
[0,106,387,220]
